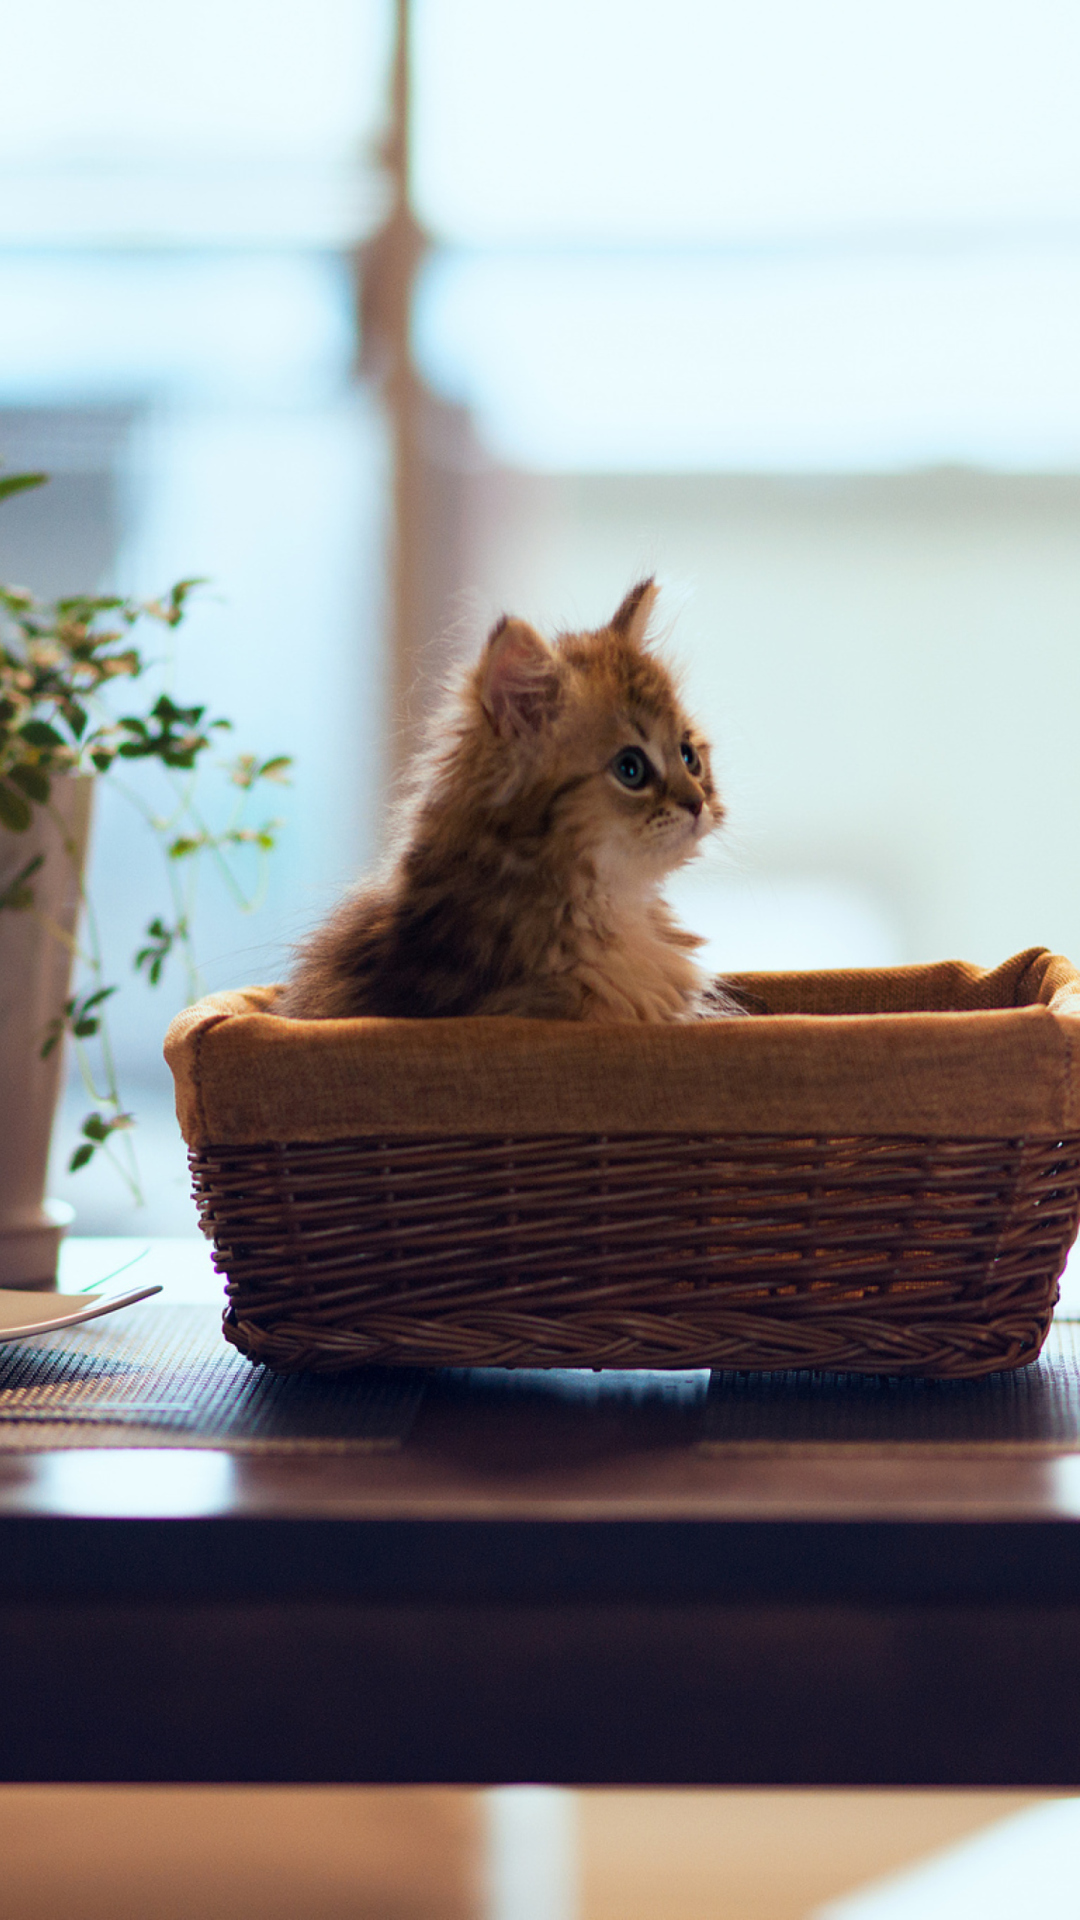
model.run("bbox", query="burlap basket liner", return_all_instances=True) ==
[165,947,1080,1378]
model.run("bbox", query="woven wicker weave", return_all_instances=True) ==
[167,948,1080,1378]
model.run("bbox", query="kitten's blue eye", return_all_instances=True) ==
[612,747,650,789]
[681,741,701,776]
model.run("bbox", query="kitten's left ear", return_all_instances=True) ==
[479,615,561,738]
[610,577,659,648]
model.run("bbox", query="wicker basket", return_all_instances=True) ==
[165,947,1080,1379]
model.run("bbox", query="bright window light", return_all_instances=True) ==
[411,1,1080,471]
[414,244,1080,471]
[2,0,388,163]
[0,0,392,246]
[0,255,354,406]
[413,0,1080,246]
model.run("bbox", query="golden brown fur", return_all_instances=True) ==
[281,581,733,1023]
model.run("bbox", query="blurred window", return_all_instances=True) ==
[405,2,1080,1006]
[1,1,393,1232]
[411,0,1080,470]
[1,0,389,248]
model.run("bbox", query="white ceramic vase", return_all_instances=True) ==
[0,777,93,1288]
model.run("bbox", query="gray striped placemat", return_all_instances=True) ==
[0,1303,425,1451]
[701,1318,1080,1452]
[7,1298,1075,1455]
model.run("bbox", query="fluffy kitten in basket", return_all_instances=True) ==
[281,579,737,1023]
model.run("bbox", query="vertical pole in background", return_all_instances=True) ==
[356,0,430,790]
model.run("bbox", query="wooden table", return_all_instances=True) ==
[1,1240,1079,1788]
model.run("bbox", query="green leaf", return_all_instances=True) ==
[134,916,185,987]
[55,593,125,615]
[229,825,278,851]
[80,986,117,1013]
[158,577,208,625]
[67,988,119,1042]
[8,764,50,804]
[72,1111,134,1163]
[0,782,33,831]
[0,585,35,613]
[112,693,227,770]
[232,753,292,790]
[0,471,48,503]
[42,987,120,1055]
[153,694,204,726]
[0,852,44,913]
[18,719,64,749]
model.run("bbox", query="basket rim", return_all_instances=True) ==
[165,948,1080,1150]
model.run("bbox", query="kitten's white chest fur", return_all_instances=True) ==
[561,862,706,1024]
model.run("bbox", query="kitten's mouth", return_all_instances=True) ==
[676,806,714,862]
[651,808,711,874]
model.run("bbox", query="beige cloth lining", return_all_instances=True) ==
[164,947,1080,1146]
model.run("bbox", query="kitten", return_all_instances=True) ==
[281,579,735,1023]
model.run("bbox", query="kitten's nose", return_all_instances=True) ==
[680,795,703,818]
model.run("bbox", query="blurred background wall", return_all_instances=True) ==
[2,0,1079,1230]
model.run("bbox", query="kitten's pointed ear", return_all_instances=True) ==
[479,615,561,737]
[610,577,659,648]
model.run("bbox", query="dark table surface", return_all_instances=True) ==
[2,1241,1080,1789]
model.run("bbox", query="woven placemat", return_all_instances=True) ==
[3,1299,1075,1455]
[0,1304,425,1451]
[701,1318,1080,1452]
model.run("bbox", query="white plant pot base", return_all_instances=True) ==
[0,1200,75,1290]
[0,779,93,1289]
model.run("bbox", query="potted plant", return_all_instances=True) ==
[0,470,290,1286]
